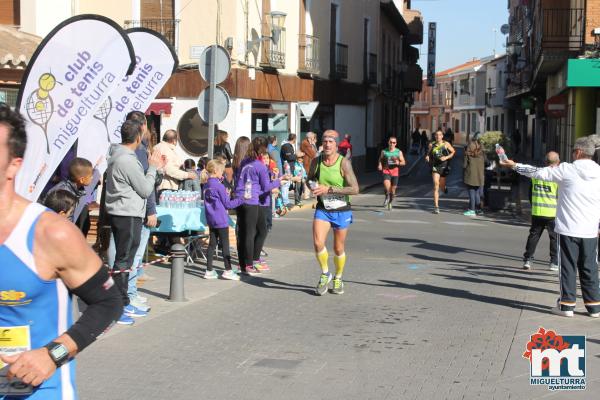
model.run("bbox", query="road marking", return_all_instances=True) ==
[384,220,430,224]
[443,221,485,227]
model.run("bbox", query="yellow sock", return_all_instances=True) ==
[316,248,329,274]
[334,253,346,278]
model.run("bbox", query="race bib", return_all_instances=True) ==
[0,326,33,395]
[323,194,348,210]
[0,326,30,369]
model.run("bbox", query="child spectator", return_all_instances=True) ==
[181,159,201,191]
[43,189,78,219]
[292,154,307,206]
[203,160,244,280]
[43,157,95,235]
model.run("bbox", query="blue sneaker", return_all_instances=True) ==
[123,304,147,318]
[117,313,135,325]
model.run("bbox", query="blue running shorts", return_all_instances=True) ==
[314,209,353,230]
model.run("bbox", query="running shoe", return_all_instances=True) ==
[433,207,440,214]
[552,306,574,318]
[203,270,218,280]
[443,187,448,194]
[221,270,241,281]
[383,196,389,208]
[463,210,476,216]
[254,261,270,272]
[123,304,147,318]
[242,265,261,276]
[117,313,135,325]
[315,272,332,296]
[523,260,532,270]
[548,262,559,272]
[330,278,344,294]
[475,209,484,216]
[589,311,600,318]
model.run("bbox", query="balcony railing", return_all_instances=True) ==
[261,27,286,69]
[330,42,348,79]
[364,52,377,84]
[533,7,584,63]
[298,34,319,74]
[124,19,180,53]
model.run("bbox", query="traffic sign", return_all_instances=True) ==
[198,45,231,84]
[197,86,230,124]
[298,101,319,121]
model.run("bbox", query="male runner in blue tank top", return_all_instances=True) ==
[0,104,122,399]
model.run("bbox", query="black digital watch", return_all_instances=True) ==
[44,342,70,368]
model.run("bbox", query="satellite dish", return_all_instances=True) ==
[246,29,260,63]
[500,24,509,35]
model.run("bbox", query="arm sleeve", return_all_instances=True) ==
[127,162,157,199]
[218,184,244,209]
[514,163,566,183]
[164,161,190,181]
[66,267,122,352]
[258,166,280,193]
[145,187,157,217]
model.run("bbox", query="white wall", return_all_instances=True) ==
[160,97,251,161]
[334,105,366,157]
[20,0,72,37]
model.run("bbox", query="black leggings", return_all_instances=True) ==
[254,206,270,260]
[207,227,231,271]
[236,205,259,268]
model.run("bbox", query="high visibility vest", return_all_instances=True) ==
[531,178,558,217]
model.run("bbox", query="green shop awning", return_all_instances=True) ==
[567,59,600,87]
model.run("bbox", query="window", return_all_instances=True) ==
[493,115,499,130]
[461,113,466,131]
[486,117,491,131]
[500,113,505,132]
[459,79,469,94]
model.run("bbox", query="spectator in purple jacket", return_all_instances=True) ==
[234,136,289,275]
[203,159,244,280]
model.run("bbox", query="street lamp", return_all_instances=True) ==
[269,11,287,45]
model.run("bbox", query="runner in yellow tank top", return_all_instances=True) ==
[307,130,359,295]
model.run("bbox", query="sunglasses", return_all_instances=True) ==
[389,141,397,144]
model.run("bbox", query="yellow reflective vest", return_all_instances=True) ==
[531,178,558,218]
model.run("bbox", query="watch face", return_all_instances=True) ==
[50,344,69,361]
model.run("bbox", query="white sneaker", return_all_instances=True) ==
[523,260,532,270]
[549,263,559,271]
[204,270,218,280]
[136,295,148,304]
[130,297,150,312]
[589,312,600,318]
[221,270,240,281]
[552,305,574,317]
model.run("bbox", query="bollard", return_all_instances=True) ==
[168,243,188,302]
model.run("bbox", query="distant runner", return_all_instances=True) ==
[378,136,406,210]
[425,129,455,214]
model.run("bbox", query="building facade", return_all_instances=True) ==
[15,0,424,172]
[506,0,598,161]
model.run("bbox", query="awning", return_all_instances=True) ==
[146,102,172,115]
[567,59,600,87]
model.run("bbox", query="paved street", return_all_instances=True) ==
[78,157,600,400]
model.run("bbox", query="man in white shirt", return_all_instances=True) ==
[153,129,196,193]
[502,135,600,317]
